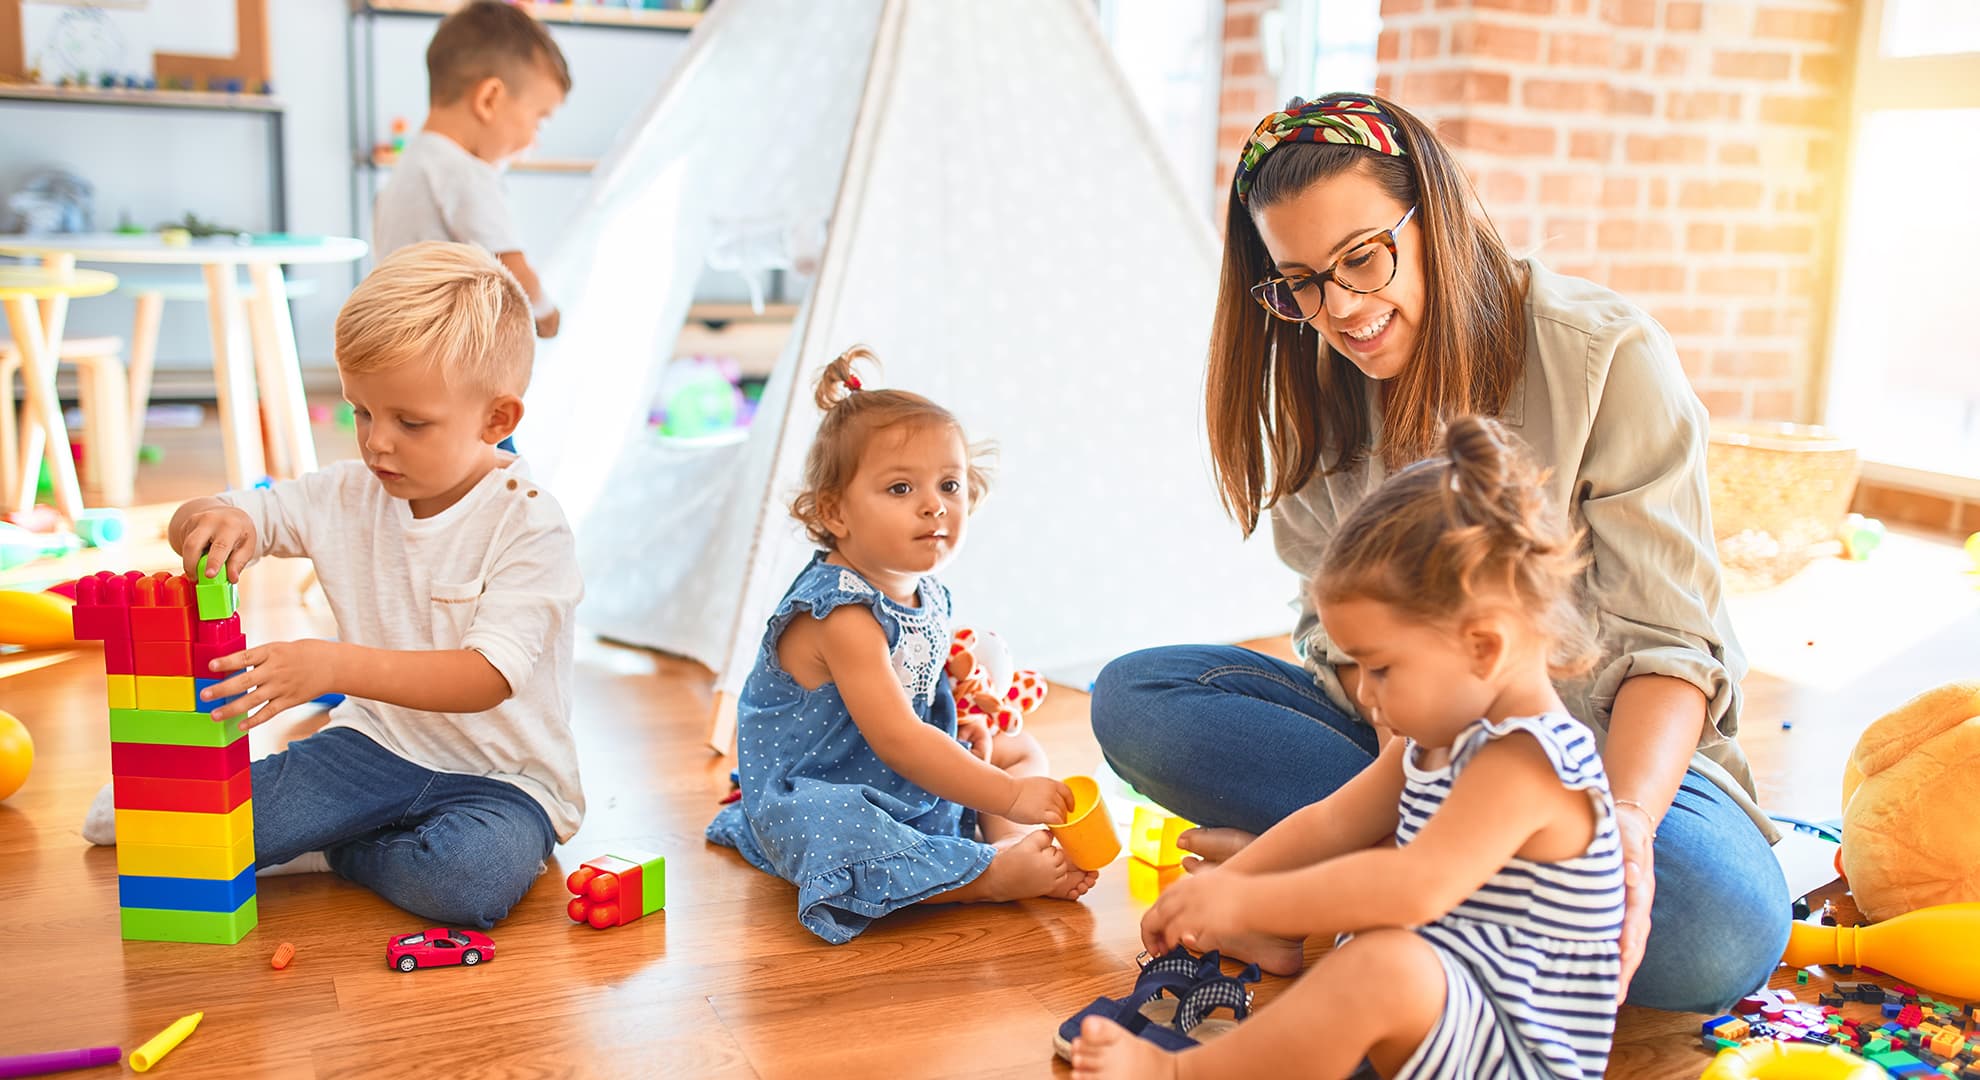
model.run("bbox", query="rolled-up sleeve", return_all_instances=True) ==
[1576,317,1744,747]
[215,466,348,563]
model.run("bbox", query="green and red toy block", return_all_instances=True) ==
[566,851,666,929]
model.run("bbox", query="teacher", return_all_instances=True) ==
[1091,93,1788,1014]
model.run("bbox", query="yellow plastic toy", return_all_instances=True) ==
[0,589,76,648]
[1840,681,1980,921]
[1047,775,1120,871]
[1128,805,1195,868]
[1699,1040,1883,1080]
[0,708,32,801]
[1780,902,1980,998]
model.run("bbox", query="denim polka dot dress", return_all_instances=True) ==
[706,552,994,944]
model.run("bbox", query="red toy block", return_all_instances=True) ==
[72,569,141,641]
[112,765,251,814]
[131,573,195,642]
[134,641,194,677]
[192,614,247,675]
[111,739,249,781]
[103,634,136,675]
[565,853,666,929]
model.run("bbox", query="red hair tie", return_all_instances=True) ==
[845,375,863,392]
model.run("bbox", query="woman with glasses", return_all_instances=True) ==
[1089,94,1787,1016]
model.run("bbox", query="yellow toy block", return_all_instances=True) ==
[1128,805,1196,867]
[116,830,255,880]
[135,675,195,712]
[115,800,254,848]
[106,674,136,710]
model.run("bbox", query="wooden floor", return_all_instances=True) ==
[1,411,1975,1078]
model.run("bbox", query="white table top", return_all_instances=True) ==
[0,233,367,266]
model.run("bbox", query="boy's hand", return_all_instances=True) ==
[203,639,338,728]
[956,714,994,763]
[535,308,560,338]
[1003,775,1073,826]
[1140,866,1251,957]
[177,504,259,584]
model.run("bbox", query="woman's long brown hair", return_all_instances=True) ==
[1206,94,1528,537]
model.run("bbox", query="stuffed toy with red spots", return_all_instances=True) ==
[945,627,1047,736]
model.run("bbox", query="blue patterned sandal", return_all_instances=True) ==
[1053,946,1223,1059]
[1170,961,1262,1043]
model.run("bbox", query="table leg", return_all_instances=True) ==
[3,296,85,520]
[247,263,316,478]
[243,275,291,479]
[15,253,75,510]
[127,290,163,458]
[202,263,265,490]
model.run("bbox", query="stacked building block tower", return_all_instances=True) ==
[72,558,256,944]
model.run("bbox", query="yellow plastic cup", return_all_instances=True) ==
[1048,775,1121,871]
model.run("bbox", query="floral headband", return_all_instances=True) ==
[1233,95,1407,204]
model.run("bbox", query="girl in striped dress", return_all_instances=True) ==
[1074,416,1624,1080]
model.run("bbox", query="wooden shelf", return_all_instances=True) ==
[366,150,596,174]
[0,82,284,113]
[360,1,703,30]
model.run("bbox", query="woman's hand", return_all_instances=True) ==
[1140,866,1251,956]
[202,639,339,728]
[1614,804,1657,1003]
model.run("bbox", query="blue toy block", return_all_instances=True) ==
[1885,1002,1903,1018]
[192,678,239,714]
[118,864,257,912]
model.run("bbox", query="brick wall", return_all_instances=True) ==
[1214,0,1854,424]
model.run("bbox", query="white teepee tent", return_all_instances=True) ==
[521,0,1294,751]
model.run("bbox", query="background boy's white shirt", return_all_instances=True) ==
[219,456,586,840]
[372,131,521,259]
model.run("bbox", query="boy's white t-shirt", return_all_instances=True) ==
[372,131,520,259]
[220,456,585,840]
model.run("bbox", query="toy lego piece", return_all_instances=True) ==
[71,569,139,641]
[135,675,196,712]
[112,766,252,815]
[116,828,256,880]
[565,850,667,929]
[134,641,193,677]
[118,865,258,913]
[115,800,253,848]
[111,739,249,782]
[191,614,246,676]
[192,678,242,715]
[130,573,194,641]
[193,555,237,621]
[108,707,245,749]
[271,942,295,970]
[106,674,137,710]
[1702,1015,1751,1042]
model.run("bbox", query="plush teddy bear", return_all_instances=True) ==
[1839,680,1980,923]
[945,627,1047,737]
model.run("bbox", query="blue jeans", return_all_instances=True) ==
[253,727,556,928]
[1091,644,1790,1015]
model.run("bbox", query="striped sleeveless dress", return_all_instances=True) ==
[1390,713,1625,1080]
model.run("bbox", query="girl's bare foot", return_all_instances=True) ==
[1176,826,1255,869]
[933,831,1098,903]
[1072,1016,1179,1079]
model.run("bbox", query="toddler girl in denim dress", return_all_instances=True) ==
[707,347,1098,944]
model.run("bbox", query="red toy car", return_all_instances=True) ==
[385,928,495,972]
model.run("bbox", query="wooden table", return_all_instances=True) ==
[0,266,118,520]
[0,234,367,491]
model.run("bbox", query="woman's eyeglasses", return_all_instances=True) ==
[1250,205,1418,323]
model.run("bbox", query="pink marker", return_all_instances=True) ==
[0,1046,121,1079]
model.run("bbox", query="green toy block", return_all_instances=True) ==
[636,855,666,916]
[1797,970,1810,984]
[109,707,246,748]
[195,554,238,620]
[121,895,257,944]
[1869,1050,1925,1069]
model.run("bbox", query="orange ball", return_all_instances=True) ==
[0,709,32,801]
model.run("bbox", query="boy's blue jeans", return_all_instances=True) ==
[253,727,556,929]
[1091,644,1791,1016]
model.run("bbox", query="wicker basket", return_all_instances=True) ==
[1706,422,1861,590]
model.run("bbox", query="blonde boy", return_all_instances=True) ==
[373,0,570,337]
[88,243,584,928]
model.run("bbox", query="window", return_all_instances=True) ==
[1821,0,1980,485]
[1267,0,1383,102]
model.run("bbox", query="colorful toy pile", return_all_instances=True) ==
[1701,978,1980,1078]
[72,560,257,944]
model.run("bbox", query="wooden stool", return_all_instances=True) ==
[1,336,134,507]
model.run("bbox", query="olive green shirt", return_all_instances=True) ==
[1274,259,1776,842]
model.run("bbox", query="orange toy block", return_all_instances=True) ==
[131,573,195,642]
